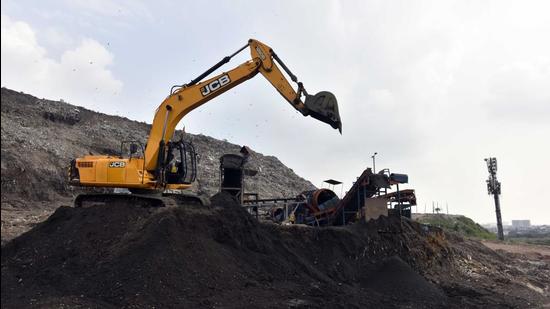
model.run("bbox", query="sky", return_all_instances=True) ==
[1,0,549,224]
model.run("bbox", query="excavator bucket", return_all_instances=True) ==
[304,91,342,133]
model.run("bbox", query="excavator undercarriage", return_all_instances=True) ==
[74,191,210,208]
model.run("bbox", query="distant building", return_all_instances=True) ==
[511,220,531,230]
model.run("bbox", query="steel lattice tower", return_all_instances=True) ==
[485,157,504,240]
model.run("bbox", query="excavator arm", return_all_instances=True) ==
[144,39,342,172]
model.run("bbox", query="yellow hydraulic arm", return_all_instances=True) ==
[145,39,341,171]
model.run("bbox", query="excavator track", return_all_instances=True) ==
[74,193,165,208]
[74,192,210,208]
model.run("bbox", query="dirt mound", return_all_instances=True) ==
[2,194,547,308]
[363,256,447,304]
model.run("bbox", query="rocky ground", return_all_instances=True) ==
[483,240,550,257]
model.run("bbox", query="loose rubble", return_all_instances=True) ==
[2,193,548,308]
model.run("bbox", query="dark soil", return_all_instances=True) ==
[362,256,447,304]
[2,193,548,308]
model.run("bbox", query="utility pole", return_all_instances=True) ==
[371,152,378,173]
[485,157,504,240]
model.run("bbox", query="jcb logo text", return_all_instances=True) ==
[109,161,126,168]
[200,75,231,97]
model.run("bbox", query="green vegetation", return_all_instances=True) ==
[415,214,497,240]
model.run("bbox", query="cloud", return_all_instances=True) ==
[65,0,153,21]
[1,14,122,112]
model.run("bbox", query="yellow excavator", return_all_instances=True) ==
[69,39,342,207]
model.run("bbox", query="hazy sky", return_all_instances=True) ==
[2,0,549,224]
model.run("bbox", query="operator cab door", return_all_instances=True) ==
[165,141,197,185]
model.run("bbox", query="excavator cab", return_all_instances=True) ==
[165,140,197,185]
[304,91,342,133]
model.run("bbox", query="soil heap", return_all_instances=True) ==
[2,193,548,308]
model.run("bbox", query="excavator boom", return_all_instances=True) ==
[144,39,341,171]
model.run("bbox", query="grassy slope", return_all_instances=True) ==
[415,214,497,240]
